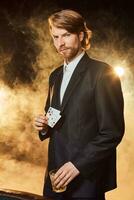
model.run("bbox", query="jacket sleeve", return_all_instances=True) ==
[38,73,53,141]
[72,66,125,176]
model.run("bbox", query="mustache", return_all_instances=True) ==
[59,47,70,51]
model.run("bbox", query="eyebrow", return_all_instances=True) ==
[52,31,70,37]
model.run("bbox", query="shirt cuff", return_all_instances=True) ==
[40,131,47,136]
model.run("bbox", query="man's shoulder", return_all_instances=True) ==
[84,55,116,83]
[83,53,110,70]
[88,56,111,70]
[88,57,120,85]
[87,56,114,75]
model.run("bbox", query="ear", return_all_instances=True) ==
[79,31,84,42]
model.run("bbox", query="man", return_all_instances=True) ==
[34,9,124,200]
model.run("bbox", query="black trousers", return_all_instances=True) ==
[52,194,106,200]
[53,198,105,200]
[54,198,105,200]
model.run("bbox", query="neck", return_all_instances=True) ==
[65,49,84,64]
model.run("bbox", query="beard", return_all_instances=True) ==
[58,46,80,62]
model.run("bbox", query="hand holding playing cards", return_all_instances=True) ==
[34,114,48,131]
[53,162,80,189]
[46,107,61,128]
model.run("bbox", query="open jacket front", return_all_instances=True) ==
[39,53,125,198]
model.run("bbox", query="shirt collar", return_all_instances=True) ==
[63,51,85,73]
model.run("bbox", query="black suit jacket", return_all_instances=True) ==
[39,53,125,198]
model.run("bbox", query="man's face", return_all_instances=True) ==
[50,26,83,62]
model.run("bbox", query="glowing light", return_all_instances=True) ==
[114,66,125,77]
[0,88,7,99]
[0,87,10,124]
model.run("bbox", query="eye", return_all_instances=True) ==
[53,35,58,39]
[65,33,71,37]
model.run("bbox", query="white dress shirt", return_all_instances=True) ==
[60,51,85,104]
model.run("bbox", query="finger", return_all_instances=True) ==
[55,168,80,188]
[35,114,47,120]
[54,171,65,185]
[54,163,71,183]
[54,167,72,185]
[34,126,44,131]
[63,176,73,187]
[55,173,71,188]
[54,169,64,180]
[35,118,48,125]
[35,117,44,123]
[34,121,44,126]
[62,169,78,188]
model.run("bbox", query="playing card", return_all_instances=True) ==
[46,107,61,128]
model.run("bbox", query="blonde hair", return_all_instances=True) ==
[48,9,92,50]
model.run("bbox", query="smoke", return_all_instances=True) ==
[0,8,61,195]
[0,154,45,194]
[0,4,133,199]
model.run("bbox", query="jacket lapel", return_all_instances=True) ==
[51,67,63,110]
[61,53,90,113]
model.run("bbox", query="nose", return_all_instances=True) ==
[58,37,65,47]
